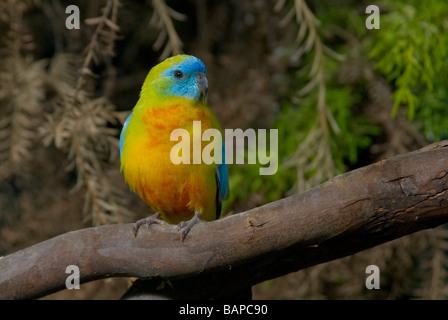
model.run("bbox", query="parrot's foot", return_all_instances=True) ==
[176,211,204,242]
[133,212,168,237]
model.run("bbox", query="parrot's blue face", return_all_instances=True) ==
[157,55,208,101]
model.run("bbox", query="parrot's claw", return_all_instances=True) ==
[133,212,168,237]
[176,211,204,242]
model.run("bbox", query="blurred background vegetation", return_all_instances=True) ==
[1,0,448,299]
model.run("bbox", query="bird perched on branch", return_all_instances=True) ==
[119,55,229,241]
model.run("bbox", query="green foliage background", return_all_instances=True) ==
[1,0,448,299]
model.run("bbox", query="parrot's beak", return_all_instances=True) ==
[196,72,208,99]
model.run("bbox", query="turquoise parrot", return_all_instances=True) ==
[119,54,229,240]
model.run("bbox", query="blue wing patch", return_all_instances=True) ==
[119,114,132,158]
[217,144,230,201]
[215,144,230,219]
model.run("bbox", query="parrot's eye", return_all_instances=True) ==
[173,70,184,79]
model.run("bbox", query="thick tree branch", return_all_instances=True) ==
[1,141,448,299]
